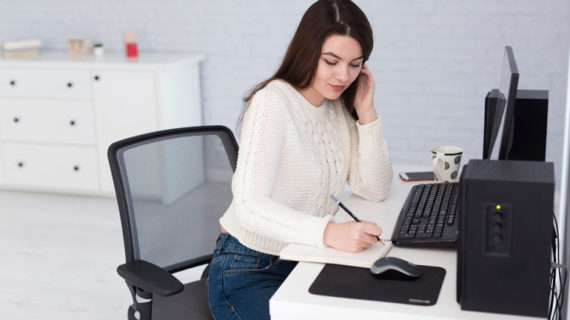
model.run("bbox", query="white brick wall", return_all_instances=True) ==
[0,0,568,180]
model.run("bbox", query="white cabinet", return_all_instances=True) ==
[92,71,159,192]
[1,100,96,144]
[3,143,99,191]
[0,69,92,99]
[0,52,204,195]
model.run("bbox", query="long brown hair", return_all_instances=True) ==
[243,0,373,119]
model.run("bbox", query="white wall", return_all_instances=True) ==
[1,0,568,178]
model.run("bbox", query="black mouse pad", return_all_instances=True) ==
[308,264,446,306]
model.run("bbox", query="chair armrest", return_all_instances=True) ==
[117,260,184,297]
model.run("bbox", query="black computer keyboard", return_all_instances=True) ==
[391,182,460,248]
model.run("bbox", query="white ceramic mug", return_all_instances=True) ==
[431,146,463,182]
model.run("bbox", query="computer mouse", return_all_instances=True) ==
[370,256,422,279]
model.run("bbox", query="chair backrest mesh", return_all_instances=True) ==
[118,132,234,270]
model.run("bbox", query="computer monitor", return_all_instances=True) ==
[484,46,520,160]
[483,89,506,159]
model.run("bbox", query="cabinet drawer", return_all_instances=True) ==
[0,68,92,99]
[0,99,95,144]
[3,143,99,191]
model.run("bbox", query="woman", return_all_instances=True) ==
[207,1,393,319]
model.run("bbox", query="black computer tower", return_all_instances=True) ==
[508,89,549,161]
[483,89,548,161]
[457,159,554,317]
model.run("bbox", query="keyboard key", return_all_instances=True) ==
[447,213,456,225]
[414,209,423,218]
[411,187,423,204]
[452,194,459,204]
[398,233,415,239]
[415,232,433,239]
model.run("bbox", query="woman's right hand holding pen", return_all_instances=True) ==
[323,221,383,253]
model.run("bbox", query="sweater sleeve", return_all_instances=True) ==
[346,112,393,201]
[232,89,333,248]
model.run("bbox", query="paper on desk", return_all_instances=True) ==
[279,242,392,268]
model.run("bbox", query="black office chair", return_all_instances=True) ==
[108,126,238,320]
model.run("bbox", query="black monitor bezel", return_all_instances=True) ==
[498,46,520,160]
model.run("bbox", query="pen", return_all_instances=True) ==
[329,195,385,246]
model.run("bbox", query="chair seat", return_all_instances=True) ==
[152,279,213,320]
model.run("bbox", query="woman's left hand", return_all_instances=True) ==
[353,64,378,125]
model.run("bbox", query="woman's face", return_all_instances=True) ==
[302,34,363,106]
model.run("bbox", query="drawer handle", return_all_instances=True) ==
[73,165,80,172]
[94,75,100,81]
[13,117,20,123]
[9,80,16,86]
[69,120,76,126]
[17,161,24,168]
[67,82,73,88]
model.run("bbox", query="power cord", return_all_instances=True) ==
[549,213,567,320]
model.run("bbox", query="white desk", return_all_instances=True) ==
[270,166,543,320]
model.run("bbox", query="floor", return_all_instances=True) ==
[0,190,206,319]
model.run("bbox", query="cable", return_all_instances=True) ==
[554,214,566,319]
[554,267,567,319]
[551,212,557,319]
[549,213,567,320]
[549,268,556,318]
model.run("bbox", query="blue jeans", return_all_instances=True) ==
[207,233,297,320]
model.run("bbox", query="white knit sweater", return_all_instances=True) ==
[219,79,393,256]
